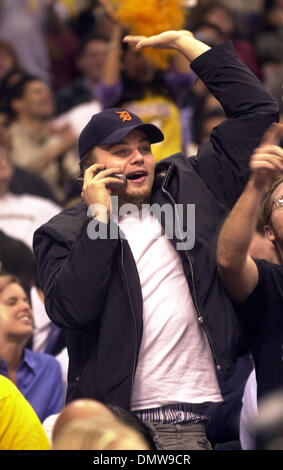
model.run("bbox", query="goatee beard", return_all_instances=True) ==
[118,189,152,209]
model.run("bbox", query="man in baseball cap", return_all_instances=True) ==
[78,107,164,217]
[78,107,164,160]
[33,30,278,451]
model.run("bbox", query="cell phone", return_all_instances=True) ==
[107,173,127,190]
[77,172,127,190]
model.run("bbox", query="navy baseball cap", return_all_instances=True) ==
[78,108,164,159]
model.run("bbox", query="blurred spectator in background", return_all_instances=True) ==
[188,97,226,154]
[53,32,109,181]
[44,4,81,92]
[241,380,283,450]
[56,33,109,115]
[0,0,53,83]
[0,40,19,86]
[217,126,283,446]
[252,386,283,449]
[7,75,78,203]
[0,145,61,248]
[249,206,282,265]
[52,413,150,450]
[0,41,27,111]
[98,22,194,161]
[44,398,156,449]
[0,274,64,422]
[49,398,117,445]
[250,0,283,124]
[252,0,283,88]
[205,354,254,449]
[0,230,36,294]
[188,0,262,79]
[239,368,257,449]
[30,275,68,397]
[0,105,59,203]
[0,375,50,450]
[0,105,12,148]
[70,0,116,40]
[0,224,68,395]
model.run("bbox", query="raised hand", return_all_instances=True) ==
[249,123,283,189]
[123,30,210,63]
[123,30,193,50]
[81,163,124,222]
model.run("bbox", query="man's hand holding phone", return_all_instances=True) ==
[81,163,126,223]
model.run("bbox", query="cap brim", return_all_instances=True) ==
[98,123,164,145]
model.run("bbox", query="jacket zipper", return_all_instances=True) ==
[161,166,222,371]
[119,235,138,406]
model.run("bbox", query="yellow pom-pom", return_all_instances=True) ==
[109,0,186,68]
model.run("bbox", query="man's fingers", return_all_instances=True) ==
[123,31,185,50]
[83,165,122,185]
[83,167,123,193]
[250,159,283,173]
[251,151,283,169]
[83,163,106,185]
[254,144,283,158]
[250,161,280,171]
[123,35,147,48]
[123,35,165,50]
[94,168,122,180]
[99,176,126,189]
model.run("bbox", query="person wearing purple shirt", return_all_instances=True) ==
[0,274,64,422]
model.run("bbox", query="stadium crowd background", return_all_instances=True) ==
[0,0,283,451]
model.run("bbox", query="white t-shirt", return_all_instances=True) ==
[240,369,258,450]
[118,209,222,410]
[0,193,61,249]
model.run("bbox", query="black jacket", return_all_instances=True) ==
[33,42,279,409]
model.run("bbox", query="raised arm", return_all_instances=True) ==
[123,30,211,63]
[124,30,279,209]
[217,124,283,303]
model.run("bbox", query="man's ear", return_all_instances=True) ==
[264,224,276,243]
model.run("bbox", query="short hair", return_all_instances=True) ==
[0,274,19,295]
[52,415,150,450]
[79,149,95,174]
[6,74,43,103]
[78,32,109,56]
[261,174,283,226]
[76,149,96,187]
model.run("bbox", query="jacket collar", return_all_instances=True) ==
[153,152,185,192]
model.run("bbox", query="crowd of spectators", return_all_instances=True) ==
[0,0,283,451]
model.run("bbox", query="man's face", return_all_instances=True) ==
[266,181,283,251]
[77,40,109,83]
[18,80,55,119]
[123,49,156,83]
[93,129,155,207]
[0,283,33,341]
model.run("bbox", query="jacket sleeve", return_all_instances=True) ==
[189,41,279,210]
[33,218,120,332]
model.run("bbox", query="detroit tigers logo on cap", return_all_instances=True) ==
[78,107,164,160]
[116,111,132,122]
